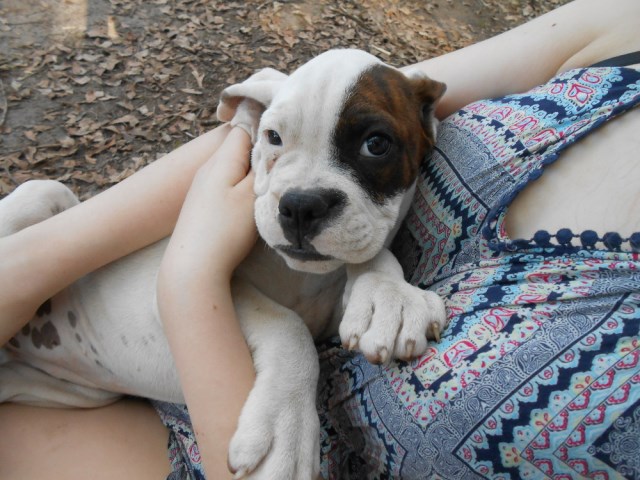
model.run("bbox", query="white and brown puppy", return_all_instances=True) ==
[0,49,446,479]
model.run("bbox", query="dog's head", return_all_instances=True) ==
[218,49,445,274]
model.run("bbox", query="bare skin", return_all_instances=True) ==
[505,106,640,239]
[0,398,172,480]
[406,0,640,238]
[0,0,638,478]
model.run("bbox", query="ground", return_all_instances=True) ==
[0,0,568,199]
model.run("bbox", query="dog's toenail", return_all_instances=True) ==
[378,346,389,364]
[430,323,441,342]
[405,339,415,358]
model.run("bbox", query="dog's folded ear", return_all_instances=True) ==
[403,70,447,144]
[217,67,288,142]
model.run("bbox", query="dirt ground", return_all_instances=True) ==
[0,0,568,199]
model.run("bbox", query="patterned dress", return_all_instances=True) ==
[317,65,640,479]
[154,65,640,480]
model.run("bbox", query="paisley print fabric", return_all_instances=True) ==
[152,400,206,480]
[317,66,640,480]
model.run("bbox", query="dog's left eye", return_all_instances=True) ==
[266,130,283,146]
[360,135,391,157]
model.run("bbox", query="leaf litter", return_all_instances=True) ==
[0,0,568,199]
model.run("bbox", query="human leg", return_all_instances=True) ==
[0,398,171,480]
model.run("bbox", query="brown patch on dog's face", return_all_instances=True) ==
[333,65,445,202]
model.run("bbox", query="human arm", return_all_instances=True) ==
[0,124,233,346]
[156,127,257,478]
[404,0,640,118]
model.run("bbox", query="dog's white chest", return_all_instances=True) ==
[236,242,346,337]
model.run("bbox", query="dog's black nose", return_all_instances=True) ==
[278,189,346,246]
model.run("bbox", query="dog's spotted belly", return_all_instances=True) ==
[5,239,346,404]
[5,241,184,403]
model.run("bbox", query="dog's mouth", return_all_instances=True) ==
[275,245,333,262]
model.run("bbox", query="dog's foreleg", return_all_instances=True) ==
[340,248,447,363]
[227,277,320,480]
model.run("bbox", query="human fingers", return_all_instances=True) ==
[235,168,256,194]
[211,127,252,185]
[231,169,256,226]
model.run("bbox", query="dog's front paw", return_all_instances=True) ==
[227,378,320,480]
[340,273,447,363]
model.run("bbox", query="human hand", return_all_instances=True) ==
[162,127,257,281]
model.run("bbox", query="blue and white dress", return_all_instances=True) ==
[317,63,640,480]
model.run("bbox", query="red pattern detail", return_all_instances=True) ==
[567,82,595,104]
[534,459,554,475]
[581,72,602,84]
[584,405,607,426]
[443,340,477,367]
[557,446,568,461]
[527,128,558,147]
[483,307,515,333]
[617,349,640,369]
[462,446,472,460]
[568,459,588,474]
[568,390,591,410]
[514,293,548,305]
[523,447,534,461]
[607,383,630,405]
[565,424,586,447]
[550,83,564,95]
[509,116,539,133]
[188,442,201,463]
[548,410,568,431]
[531,429,550,449]
[592,370,615,390]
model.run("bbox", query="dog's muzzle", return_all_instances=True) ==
[277,188,346,254]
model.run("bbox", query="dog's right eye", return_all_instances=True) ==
[360,134,391,157]
[266,130,283,146]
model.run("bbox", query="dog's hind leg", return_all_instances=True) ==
[0,360,120,408]
[0,180,79,237]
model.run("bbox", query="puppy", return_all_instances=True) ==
[0,49,447,479]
